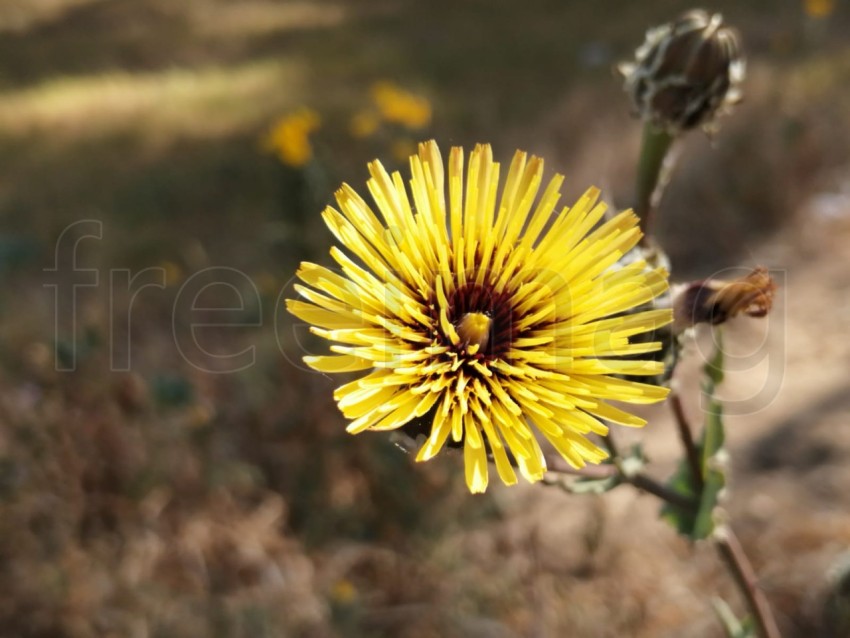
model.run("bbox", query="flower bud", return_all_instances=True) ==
[619,10,745,133]
[673,267,776,330]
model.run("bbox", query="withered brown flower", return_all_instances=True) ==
[673,266,776,330]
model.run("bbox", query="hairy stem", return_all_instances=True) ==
[626,472,697,512]
[635,122,675,240]
[670,392,705,493]
[715,526,782,638]
[601,431,697,512]
[602,433,621,459]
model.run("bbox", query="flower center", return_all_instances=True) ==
[456,312,492,354]
[433,282,517,360]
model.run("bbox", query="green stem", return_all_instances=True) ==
[635,122,675,239]
[601,426,779,637]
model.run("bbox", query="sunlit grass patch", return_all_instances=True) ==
[0,0,100,32]
[0,59,305,141]
[188,0,348,39]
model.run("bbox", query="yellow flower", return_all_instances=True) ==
[804,0,835,18]
[349,109,381,139]
[158,260,183,287]
[287,141,671,493]
[263,107,321,167]
[370,82,432,130]
[330,579,357,604]
[388,137,417,164]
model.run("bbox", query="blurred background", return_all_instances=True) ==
[1,0,850,636]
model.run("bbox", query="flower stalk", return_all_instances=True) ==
[668,387,780,636]
[556,436,781,638]
[634,121,676,237]
[625,470,698,512]
[670,391,704,493]
[715,526,782,638]
[621,9,745,238]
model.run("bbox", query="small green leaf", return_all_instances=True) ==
[693,394,726,538]
[703,330,725,387]
[660,459,698,535]
[661,328,728,540]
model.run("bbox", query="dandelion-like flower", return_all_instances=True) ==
[349,110,381,139]
[370,82,432,130]
[287,141,672,493]
[263,107,321,168]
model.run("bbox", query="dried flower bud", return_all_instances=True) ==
[673,267,776,330]
[619,9,745,133]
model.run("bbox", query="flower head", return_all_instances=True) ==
[619,10,745,133]
[370,82,432,130]
[287,141,671,493]
[349,109,381,139]
[263,107,322,168]
[804,0,835,19]
[673,266,776,330]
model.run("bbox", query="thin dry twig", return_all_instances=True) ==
[602,431,698,512]
[715,526,782,638]
[670,392,704,493]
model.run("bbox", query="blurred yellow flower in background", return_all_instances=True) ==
[263,107,322,167]
[349,109,381,139]
[804,0,835,18]
[330,579,357,604]
[288,141,671,493]
[388,137,416,163]
[370,81,432,130]
[158,260,183,287]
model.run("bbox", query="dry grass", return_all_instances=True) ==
[0,61,304,141]
[2,1,850,636]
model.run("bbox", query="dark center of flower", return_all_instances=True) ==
[441,283,516,360]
